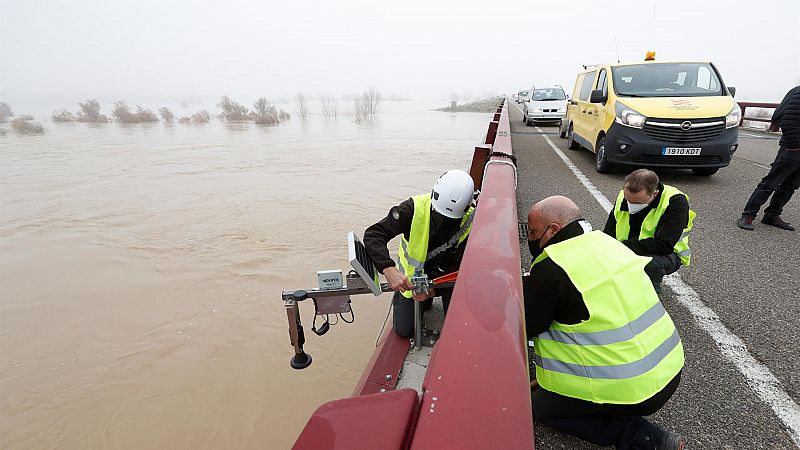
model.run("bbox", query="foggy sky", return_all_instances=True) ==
[1,0,799,113]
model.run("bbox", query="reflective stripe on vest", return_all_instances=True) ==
[531,231,684,404]
[614,185,696,266]
[397,194,473,298]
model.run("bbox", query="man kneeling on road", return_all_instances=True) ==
[525,196,685,450]
[364,169,474,338]
[603,169,695,293]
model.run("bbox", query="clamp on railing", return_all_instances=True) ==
[484,151,518,189]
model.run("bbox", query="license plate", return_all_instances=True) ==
[661,147,701,156]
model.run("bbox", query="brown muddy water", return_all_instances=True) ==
[0,102,492,449]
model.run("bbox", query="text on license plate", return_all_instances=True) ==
[662,147,701,156]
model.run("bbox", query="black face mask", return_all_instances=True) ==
[528,238,544,260]
[431,209,460,231]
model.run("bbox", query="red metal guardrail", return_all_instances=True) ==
[408,99,534,449]
[738,101,779,127]
[294,99,532,450]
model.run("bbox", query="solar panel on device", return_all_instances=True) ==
[348,231,382,296]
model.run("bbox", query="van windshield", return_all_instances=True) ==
[531,88,566,101]
[612,63,724,97]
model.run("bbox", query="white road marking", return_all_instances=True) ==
[754,163,771,170]
[520,111,800,446]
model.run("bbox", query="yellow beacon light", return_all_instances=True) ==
[645,51,656,61]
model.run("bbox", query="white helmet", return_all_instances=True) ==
[431,169,475,219]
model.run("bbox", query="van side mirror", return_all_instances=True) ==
[589,89,607,104]
[728,87,736,98]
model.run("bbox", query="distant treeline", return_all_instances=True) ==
[46,97,291,125]
[1,90,386,135]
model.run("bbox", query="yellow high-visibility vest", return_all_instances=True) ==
[532,231,684,404]
[397,194,473,298]
[614,185,695,266]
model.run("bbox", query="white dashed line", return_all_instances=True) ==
[519,111,800,446]
[754,163,771,170]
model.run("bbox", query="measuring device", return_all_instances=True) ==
[281,231,457,370]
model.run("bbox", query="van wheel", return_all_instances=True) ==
[595,136,612,173]
[692,168,719,176]
[567,124,580,150]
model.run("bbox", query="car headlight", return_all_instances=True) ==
[614,102,646,128]
[558,107,566,112]
[533,108,542,113]
[725,104,741,128]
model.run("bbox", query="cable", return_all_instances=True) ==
[375,300,393,347]
[339,307,355,324]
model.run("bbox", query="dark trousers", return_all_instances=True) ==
[742,146,800,218]
[392,288,453,338]
[532,372,681,449]
[644,253,682,290]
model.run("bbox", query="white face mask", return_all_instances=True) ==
[628,202,649,214]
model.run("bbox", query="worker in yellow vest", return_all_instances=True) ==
[364,170,475,338]
[603,169,695,293]
[525,196,685,450]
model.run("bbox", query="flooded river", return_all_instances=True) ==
[0,102,491,449]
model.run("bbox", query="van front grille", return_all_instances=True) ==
[643,117,725,143]
[633,155,723,166]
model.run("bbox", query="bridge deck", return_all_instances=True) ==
[508,102,799,449]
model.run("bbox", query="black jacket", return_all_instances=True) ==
[773,86,800,149]
[363,197,467,277]
[524,220,591,337]
[602,182,689,256]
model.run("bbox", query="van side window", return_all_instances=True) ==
[572,74,585,100]
[597,69,608,96]
[579,71,597,101]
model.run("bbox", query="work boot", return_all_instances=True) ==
[737,215,754,230]
[657,430,685,450]
[761,216,795,231]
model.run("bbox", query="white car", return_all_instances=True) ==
[523,86,568,126]
[516,90,529,103]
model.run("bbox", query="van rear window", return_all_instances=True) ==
[612,63,723,97]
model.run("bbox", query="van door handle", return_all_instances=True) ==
[582,110,587,113]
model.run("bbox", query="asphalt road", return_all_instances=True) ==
[507,102,800,449]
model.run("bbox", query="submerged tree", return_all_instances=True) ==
[158,107,175,123]
[321,95,338,118]
[217,96,249,121]
[295,92,308,118]
[76,99,109,123]
[178,110,211,124]
[252,97,279,124]
[351,88,383,121]
[11,117,45,135]
[0,102,13,123]
[112,102,158,123]
[51,109,76,122]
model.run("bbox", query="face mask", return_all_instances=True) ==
[431,209,460,230]
[528,224,553,260]
[628,202,649,214]
[528,238,544,260]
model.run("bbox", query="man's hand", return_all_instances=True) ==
[383,267,413,292]
[412,288,435,302]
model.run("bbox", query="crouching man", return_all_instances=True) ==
[525,196,685,449]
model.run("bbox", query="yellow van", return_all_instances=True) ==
[562,60,740,176]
